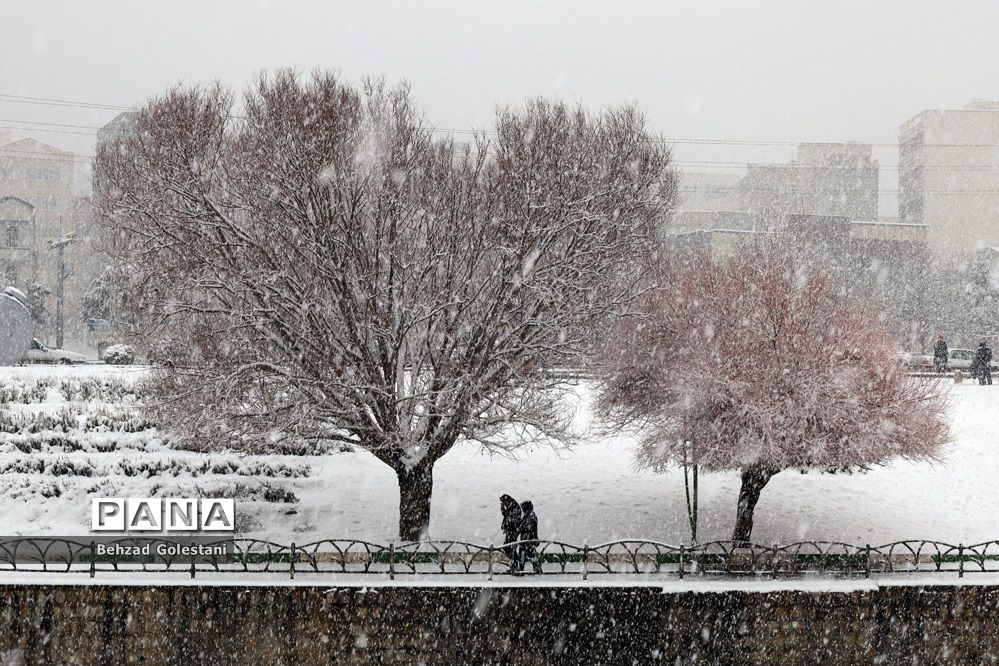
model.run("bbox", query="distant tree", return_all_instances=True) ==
[93,70,677,540]
[14,280,50,336]
[596,249,950,543]
[906,252,999,349]
[917,260,970,347]
[81,268,111,323]
[963,250,999,344]
[854,244,933,351]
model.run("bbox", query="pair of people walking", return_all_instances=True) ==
[972,340,993,385]
[499,494,542,574]
[933,335,992,384]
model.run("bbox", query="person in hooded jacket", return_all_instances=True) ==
[517,500,542,574]
[975,341,993,385]
[499,494,523,568]
[933,335,949,373]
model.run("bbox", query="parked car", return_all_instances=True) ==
[24,338,87,365]
[907,347,999,372]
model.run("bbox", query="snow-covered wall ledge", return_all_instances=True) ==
[0,583,995,663]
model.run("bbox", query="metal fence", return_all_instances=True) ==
[2,538,999,580]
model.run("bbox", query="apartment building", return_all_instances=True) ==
[739,143,879,231]
[0,136,103,348]
[0,196,35,285]
[0,137,75,281]
[898,99,999,258]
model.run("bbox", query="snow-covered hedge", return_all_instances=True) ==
[0,454,310,479]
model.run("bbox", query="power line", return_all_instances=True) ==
[1,137,993,174]
[4,91,999,149]
[0,93,129,111]
[3,151,999,194]
[674,161,999,171]
[0,148,93,165]
[439,127,999,149]
[2,91,999,186]
[6,131,998,172]
[0,125,97,137]
[679,187,999,196]
[0,118,103,131]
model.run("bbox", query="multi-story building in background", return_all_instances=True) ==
[898,100,999,258]
[666,142,930,345]
[0,137,75,258]
[0,196,36,285]
[673,172,742,219]
[670,143,881,253]
[97,111,136,145]
[0,135,104,350]
[739,143,879,231]
[670,172,756,255]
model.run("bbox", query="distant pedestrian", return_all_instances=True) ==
[975,341,993,385]
[499,494,523,569]
[517,500,542,574]
[933,335,949,373]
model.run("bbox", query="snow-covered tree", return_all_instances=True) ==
[81,268,111,323]
[907,251,999,349]
[962,249,999,343]
[596,249,950,542]
[92,70,677,539]
[13,280,50,336]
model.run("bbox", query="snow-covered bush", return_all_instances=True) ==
[82,407,155,433]
[102,344,136,365]
[0,408,79,435]
[0,380,52,405]
[58,378,136,402]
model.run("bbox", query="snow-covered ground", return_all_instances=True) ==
[0,365,994,547]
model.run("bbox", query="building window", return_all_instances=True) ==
[26,166,59,181]
[3,265,16,284]
[6,226,17,248]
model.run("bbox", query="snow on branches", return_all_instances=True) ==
[92,70,677,539]
[596,248,951,541]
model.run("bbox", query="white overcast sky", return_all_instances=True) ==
[2,0,998,211]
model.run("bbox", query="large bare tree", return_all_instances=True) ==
[596,249,951,543]
[93,70,676,539]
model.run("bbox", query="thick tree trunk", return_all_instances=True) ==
[396,463,434,542]
[731,464,778,545]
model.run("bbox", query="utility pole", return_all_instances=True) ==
[47,230,76,349]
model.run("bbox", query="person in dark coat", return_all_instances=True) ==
[975,341,993,385]
[933,335,949,373]
[517,500,542,574]
[499,494,523,568]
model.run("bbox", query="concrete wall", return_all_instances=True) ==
[3,583,999,664]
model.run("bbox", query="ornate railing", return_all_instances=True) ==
[1,537,997,580]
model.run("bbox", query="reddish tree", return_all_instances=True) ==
[596,249,951,543]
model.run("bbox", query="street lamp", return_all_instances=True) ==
[46,230,76,349]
